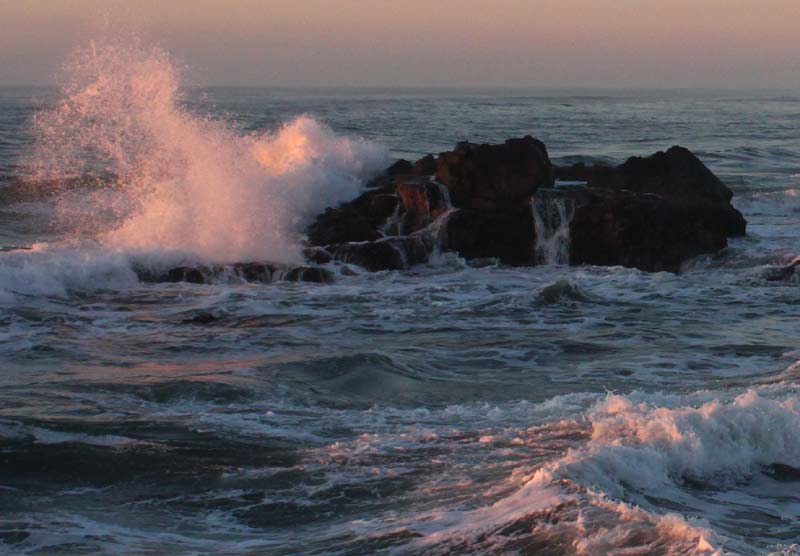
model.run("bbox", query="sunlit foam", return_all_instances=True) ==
[26,37,388,263]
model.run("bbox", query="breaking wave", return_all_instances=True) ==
[399,383,800,555]
[25,37,388,263]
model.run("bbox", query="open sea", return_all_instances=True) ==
[1,43,800,556]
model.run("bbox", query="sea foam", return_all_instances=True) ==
[26,37,388,263]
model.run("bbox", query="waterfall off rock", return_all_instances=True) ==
[532,194,575,265]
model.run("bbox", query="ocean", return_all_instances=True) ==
[1,42,800,556]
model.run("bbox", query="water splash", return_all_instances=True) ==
[26,38,388,263]
[532,195,575,265]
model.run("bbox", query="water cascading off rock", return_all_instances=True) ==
[531,193,575,265]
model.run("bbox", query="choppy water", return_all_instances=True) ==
[2,77,800,555]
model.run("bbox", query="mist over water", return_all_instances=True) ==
[2,38,800,556]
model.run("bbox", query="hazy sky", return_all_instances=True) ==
[1,0,799,88]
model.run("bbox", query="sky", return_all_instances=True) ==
[1,0,799,89]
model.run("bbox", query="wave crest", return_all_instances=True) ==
[26,38,388,262]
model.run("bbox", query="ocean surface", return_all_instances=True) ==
[1,45,800,556]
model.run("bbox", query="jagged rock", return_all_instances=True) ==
[395,177,450,234]
[412,154,437,175]
[332,236,432,272]
[557,146,731,198]
[306,138,746,274]
[436,136,554,212]
[306,137,553,270]
[306,181,397,246]
[533,187,732,272]
[386,159,413,176]
[613,146,733,203]
[556,146,746,237]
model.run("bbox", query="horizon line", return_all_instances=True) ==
[1,83,799,93]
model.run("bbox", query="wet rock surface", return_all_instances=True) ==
[305,137,747,273]
[442,207,536,266]
[557,146,747,239]
[436,136,554,212]
[394,177,451,235]
[332,241,405,272]
[534,187,732,272]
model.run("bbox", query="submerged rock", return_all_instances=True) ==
[139,262,335,285]
[535,279,595,306]
[764,256,800,281]
[181,311,220,325]
[283,266,335,283]
[331,236,431,272]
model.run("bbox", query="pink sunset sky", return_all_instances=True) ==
[1,0,798,88]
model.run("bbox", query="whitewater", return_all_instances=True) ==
[1,39,800,556]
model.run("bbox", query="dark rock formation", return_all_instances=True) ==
[305,153,447,248]
[436,136,554,212]
[305,151,464,271]
[283,266,333,283]
[430,136,556,265]
[394,177,451,235]
[306,181,397,246]
[442,208,535,265]
[166,266,206,284]
[332,236,430,272]
[302,247,333,265]
[534,187,732,272]
[610,146,733,203]
[305,137,746,274]
[385,159,413,176]
[413,154,437,175]
[556,146,746,238]
[332,241,404,272]
[556,146,731,197]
